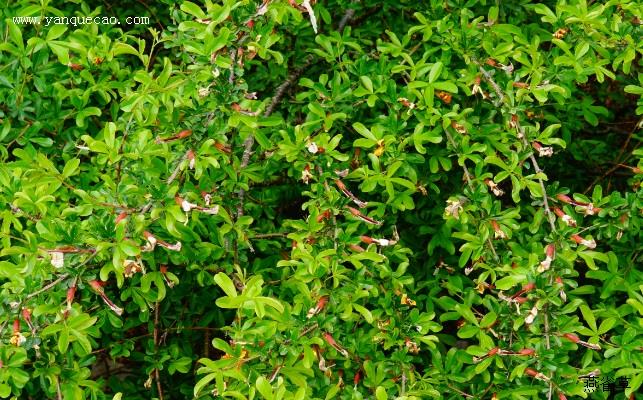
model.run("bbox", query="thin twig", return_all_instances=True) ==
[167,152,188,184]
[478,64,556,232]
[114,116,135,183]
[445,131,499,261]
[25,274,70,300]
[229,49,236,84]
[447,384,474,398]
[480,383,494,398]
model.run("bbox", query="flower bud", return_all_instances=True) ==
[570,234,596,249]
[518,348,535,356]
[563,333,580,343]
[66,285,77,309]
[556,194,573,204]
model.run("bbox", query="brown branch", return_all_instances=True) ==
[338,8,355,32]
[584,117,642,194]
[236,5,358,219]
[478,64,556,232]
[520,128,557,232]
[153,301,164,400]
[252,232,289,239]
[55,375,63,400]
[401,370,407,395]
[479,63,559,399]
[478,66,505,104]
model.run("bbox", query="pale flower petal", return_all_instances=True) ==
[50,252,64,269]
[181,200,197,212]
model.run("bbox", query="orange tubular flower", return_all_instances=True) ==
[10,318,25,346]
[490,219,507,239]
[21,308,32,326]
[554,207,577,226]
[570,234,596,249]
[335,179,367,208]
[532,141,554,157]
[316,210,331,223]
[66,285,77,309]
[322,332,349,357]
[213,141,232,154]
[360,235,374,244]
[115,211,128,225]
[89,280,123,316]
[307,296,329,319]
[186,149,196,169]
[525,368,549,381]
[156,129,192,144]
[347,207,382,225]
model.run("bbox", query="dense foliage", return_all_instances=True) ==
[1,0,642,399]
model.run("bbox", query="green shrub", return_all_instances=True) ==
[0,0,641,399]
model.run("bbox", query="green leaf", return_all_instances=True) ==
[353,122,377,141]
[353,303,374,324]
[598,318,616,334]
[76,107,101,128]
[256,296,284,313]
[433,81,458,92]
[256,376,273,399]
[194,372,217,397]
[579,304,597,332]
[213,273,237,298]
[375,386,387,400]
[360,76,373,93]
[0,384,11,398]
[624,85,643,95]
[479,312,497,328]
[494,274,526,290]
[180,1,207,19]
[112,42,139,57]
[62,158,80,178]
[429,62,443,83]
[46,25,67,41]
[58,328,69,353]
[455,303,478,325]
